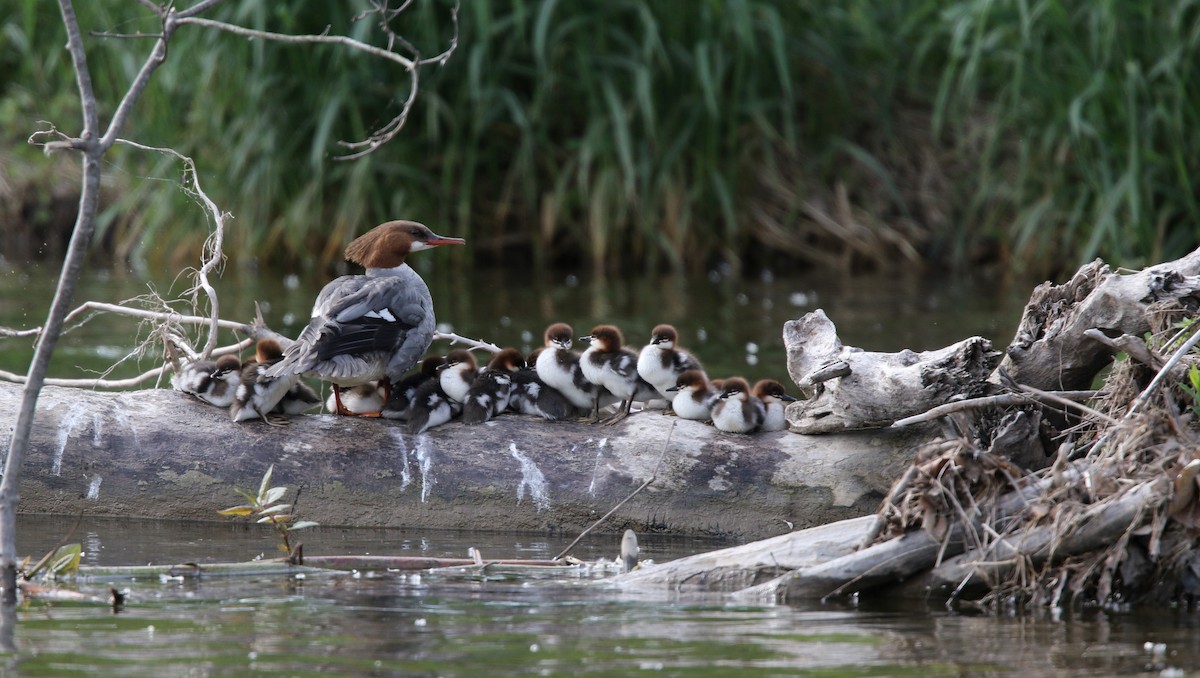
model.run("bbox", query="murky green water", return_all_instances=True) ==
[10,516,1200,676]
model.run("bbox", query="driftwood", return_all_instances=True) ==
[783,309,1001,433]
[0,381,930,540]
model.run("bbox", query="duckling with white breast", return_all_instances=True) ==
[753,378,797,432]
[579,325,654,425]
[637,324,704,404]
[665,369,721,422]
[710,376,765,434]
[534,322,602,415]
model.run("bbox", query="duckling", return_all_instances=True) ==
[710,377,765,434]
[174,354,242,408]
[753,379,797,432]
[461,348,524,425]
[382,355,446,421]
[232,339,304,426]
[637,324,704,403]
[579,325,652,425]
[666,369,721,422]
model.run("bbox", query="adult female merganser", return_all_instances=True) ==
[580,325,654,425]
[325,382,386,415]
[382,355,446,421]
[753,379,797,432]
[534,323,601,415]
[510,359,573,421]
[461,348,524,425]
[710,376,765,434]
[174,354,242,408]
[232,339,317,425]
[405,377,462,434]
[637,324,704,402]
[665,369,721,421]
[438,349,479,405]
[265,220,464,416]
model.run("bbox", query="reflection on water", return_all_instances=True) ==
[9,516,1200,676]
[0,263,1035,390]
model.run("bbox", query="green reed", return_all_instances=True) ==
[3,1,1198,276]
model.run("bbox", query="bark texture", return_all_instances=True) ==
[0,381,930,540]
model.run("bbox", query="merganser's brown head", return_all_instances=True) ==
[544,323,574,350]
[255,338,285,364]
[488,348,526,372]
[345,220,465,269]
[649,324,678,349]
[752,379,796,403]
[581,325,624,352]
[667,369,709,393]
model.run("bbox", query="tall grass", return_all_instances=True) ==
[3,1,1199,277]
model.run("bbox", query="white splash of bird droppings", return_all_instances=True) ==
[86,476,102,500]
[414,436,434,502]
[389,429,413,491]
[509,443,550,512]
[91,414,104,448]
[53,408,89,476]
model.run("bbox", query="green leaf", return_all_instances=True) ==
[47,543,82,577]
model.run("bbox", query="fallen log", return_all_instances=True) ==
[0,381,931,540]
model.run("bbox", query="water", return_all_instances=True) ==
[10,516,1200,676]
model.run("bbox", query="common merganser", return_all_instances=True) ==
[232,339,306,425]
[461,348,523,425]
[534,323,601,415]
[405,377,462,434]
[264,220,464,416]
[438,349,479,404]
[753,379,797,432]
[325,382,386,415]
[579,325,654,425]
[381,355,446,421]
[509,357,573,421]
[637,324,704,402]
[174,354,242,408]
[665,369,721,421]
[710,376,765,434]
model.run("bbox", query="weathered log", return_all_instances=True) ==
[0,381,931,540]
[784,309,1001,433]
[1000,250,1200,391]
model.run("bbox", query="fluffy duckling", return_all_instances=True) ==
[509,358,574,421]
[637,324,704,403]
[174,354,242,408]
[710,376,765,434]
[534,322,602,414]
[232,339,310,425]
[753,379,797,432]
[325,382,386,415]
[405,377,463,434]
[579,324,652,425]
[382,355,446,421]
[666,369,721,421]
[439,349,479,405]
[461,348,524,425]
